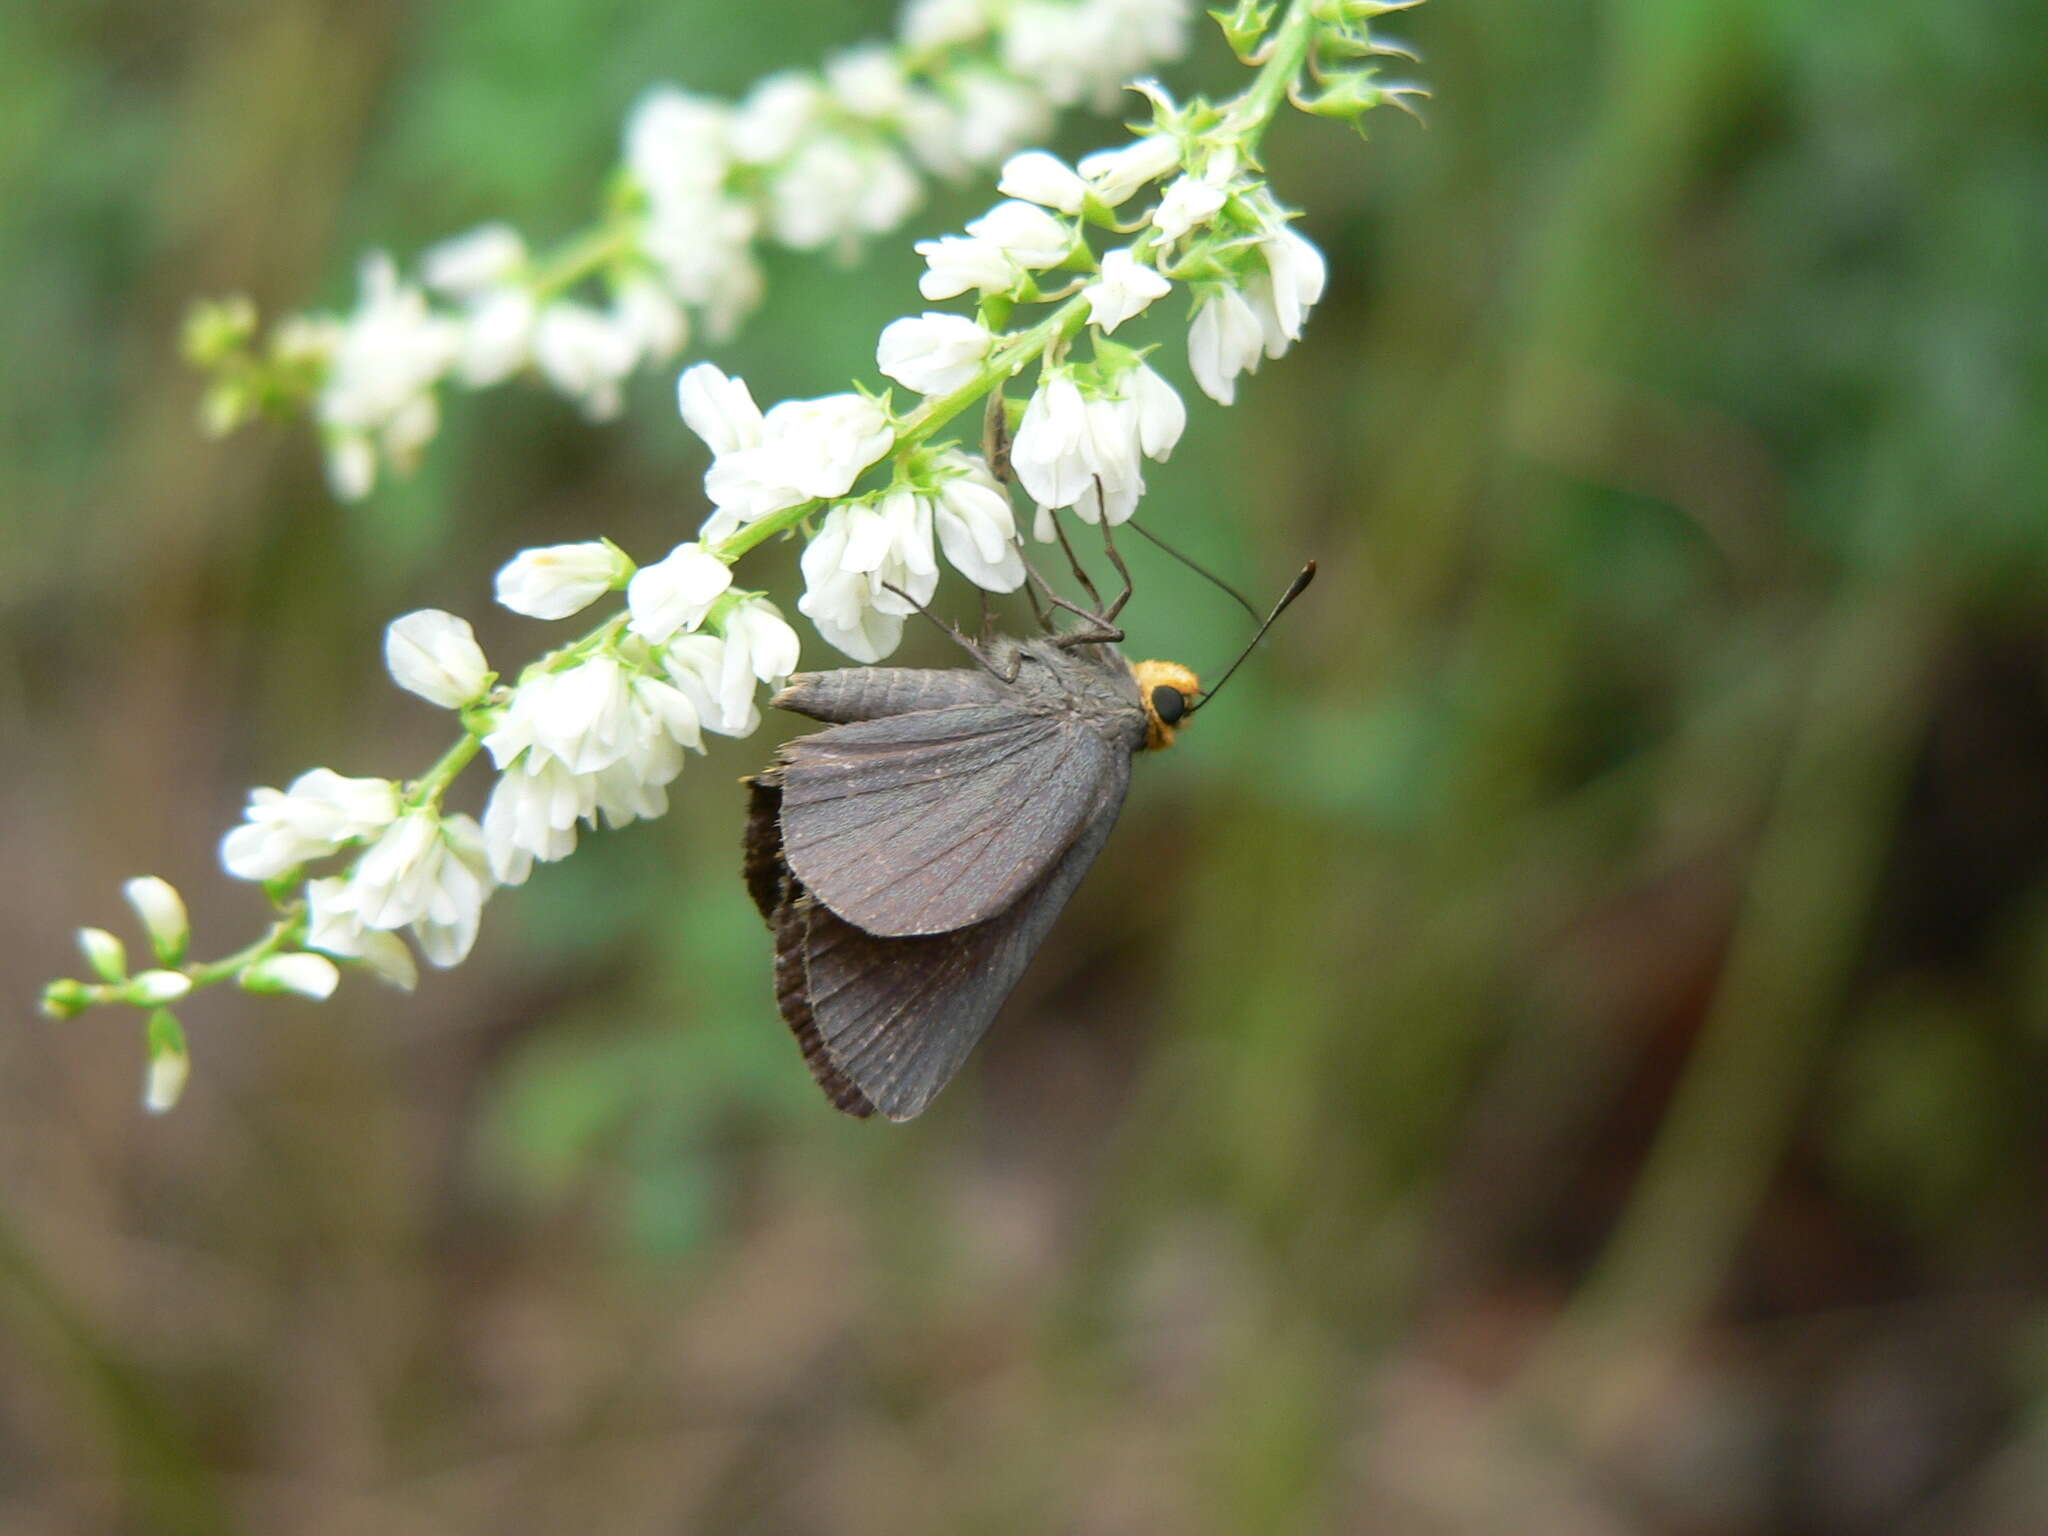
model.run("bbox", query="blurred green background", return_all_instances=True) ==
[5,1,2047,1531]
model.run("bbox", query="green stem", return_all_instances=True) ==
[411,731,484,806]
[1226,0,1321,144]
[184,912,305,991]
[529,221,640,304]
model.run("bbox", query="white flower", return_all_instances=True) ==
[719,597,803,723]
[952,71,1052,165]
[1083,248,1173,333]
[122,876,190,965]
[1246,224,1328,356]
[483,657,635,777]
[899,88,968,178]
[612,277,687,364]
[316,253,461,500]
[677,363,764,458]
[1011,370,1173,527]
[305,877,418,990]
[998,151,1087,214]
[494,541,628,620]
[771,139,922,250]
[827,47,911,120]
[333,810,492,963]
[221,769,400,881]
[664,634,763,737]
[1004,2,1115,107]
[456,288,537,386]
[421,224,527,299]
[932,456,1026,592]
[385,609,490,709]
[702,392,895,530]
[411,814,492,966]
[902,0,992,51]
[913,200,1072,300]
[1187,286,1267,405]
[533,303,638,420]
[914,234,1022,301]
[966,200,1072,268]
[1011,374,1092,512]
[628,543,733,643]
[798,505,915,663]
[1005,0,1189,108]
[241,952,341,1000]
[876,313,992,396]
[482,755,592,885]
[730,72,826,165]
[625,88,731,206]
[345,810,448,930]
[643,195,761,337]
[1079,134,1184,206]
[856,491,941,617]
[1152,173,1227,241]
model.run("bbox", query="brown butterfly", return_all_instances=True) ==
[743,560,1313,1121]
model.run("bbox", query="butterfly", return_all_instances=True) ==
[742,556,1313,1121]
[742,634,1199,1120]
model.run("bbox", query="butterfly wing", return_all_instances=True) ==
[746,758,1130,1120]
[768,703,1120,937]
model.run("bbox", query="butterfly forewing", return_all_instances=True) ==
[773,703,1116,938]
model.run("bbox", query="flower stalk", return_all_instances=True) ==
[46,0,1426,1110]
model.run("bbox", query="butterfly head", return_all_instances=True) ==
[1131,659,1201,751]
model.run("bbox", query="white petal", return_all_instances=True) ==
[626,543,733,643]
[997,150,1087,214]
[677,363,764,456]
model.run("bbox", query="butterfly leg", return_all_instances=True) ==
[879,581,1015,680]
[1046,509,1105,613]
[1092,479,1133,623]
[1021,563,1124,646]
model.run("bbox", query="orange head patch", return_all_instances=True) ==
[1131,659,1201,751]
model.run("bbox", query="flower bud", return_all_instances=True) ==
[1078,135,1183,207]
[130,970,194,1006]
[40,979,91,1020]
[385,609,492,709]
[876,313,992,397]
[143,1010,189,1115]
[494,542,631,620]
[122,876,191,965]
[241,952,342,1001]
[78,927,128,983]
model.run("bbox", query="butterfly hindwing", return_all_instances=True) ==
[747,759,1130,1121]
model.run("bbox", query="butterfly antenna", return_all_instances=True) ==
[1186,562,1317,715]
[1124,519,1262,621]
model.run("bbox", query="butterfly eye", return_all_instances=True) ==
[1150,685,1187,726]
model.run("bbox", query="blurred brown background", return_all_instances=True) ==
[5,1,2047,1531]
